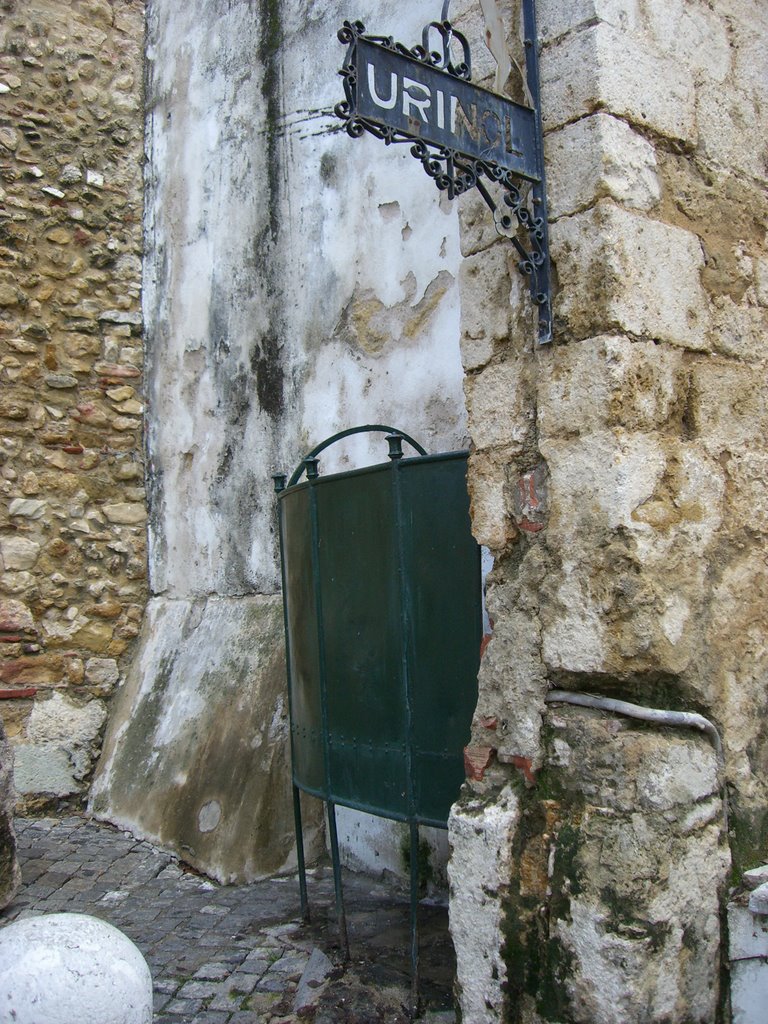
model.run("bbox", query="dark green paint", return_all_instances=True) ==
[401,835,435,892]
[278,444,482,827]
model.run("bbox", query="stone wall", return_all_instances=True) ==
[450,0,767,1020]
[0,717,20,908]
[4,0,764,1015]
[0,0,145,809]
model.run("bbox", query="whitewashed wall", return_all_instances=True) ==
[92,0,472,882]
[144,0,467,598]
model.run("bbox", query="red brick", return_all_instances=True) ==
[464,745,495,781]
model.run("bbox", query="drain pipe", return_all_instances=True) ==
[545,689,727,829]
[545,689,724,762]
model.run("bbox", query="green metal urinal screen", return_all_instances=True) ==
[277,426,481,828]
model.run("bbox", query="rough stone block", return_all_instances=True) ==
[467,451,515,552]
[546,114,660,219]
[730,957,768,1024]
[459,245,515,371]
[647,1,732,82]
[0,599,35,635]
[557,0,730,85]
[537,0,606,45]
[0,654,67,688]
[13,742,78,797]
[0,540,41,573]
[457,187,506,258]
[705,551,768,826]
[539,566,608,674]
[540,433,724,674]
[84,657,120,691]
[725,451,768,535]
[478,582,549,764]
[537,0,716,50]
[689,360,767,455]
[697,51,767,181]
[448,785,519,1024]
[536,709,729,1024]
[464,358,534,452]
[635,738,719,811]
[26,693,107,754]
[543,431,666,539]
[102,502,147,525]
[755,257,768,307]
[541,22,696,143]
[743,865,768,891]
[708,298,768,361]
[550,202,710,348]
[537,335,685,438]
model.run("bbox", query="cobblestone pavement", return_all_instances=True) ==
[2,816,456,1023]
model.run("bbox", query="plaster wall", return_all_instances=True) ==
[142,0,466,601]
[92,0,472,880]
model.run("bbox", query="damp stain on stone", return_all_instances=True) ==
[92,649,179,816]
[219,366,251,429]
[240,0,286,422]
[319,151,337,185]
[251,333,284,419]
[257,0,283,246]
[216,443,234,484]
[146,459,167,569]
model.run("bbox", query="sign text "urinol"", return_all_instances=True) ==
[353,39,540,183]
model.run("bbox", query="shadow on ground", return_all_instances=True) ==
[301,865,456,1022]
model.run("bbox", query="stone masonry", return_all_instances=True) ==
[0,0,146,810]
[450,0,767,1021]
[2,0,766,1021]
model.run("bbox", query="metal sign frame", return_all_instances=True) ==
[335,0,552,344]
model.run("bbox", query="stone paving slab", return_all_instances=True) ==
[1,816,456,1023]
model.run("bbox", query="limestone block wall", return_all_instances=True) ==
[450,0,767,1021]
[0,0,146,809]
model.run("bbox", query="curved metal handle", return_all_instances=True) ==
[285,425,427,488]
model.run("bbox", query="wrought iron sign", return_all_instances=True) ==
[335,0,552,344]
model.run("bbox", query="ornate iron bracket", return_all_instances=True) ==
[334,0,551,344]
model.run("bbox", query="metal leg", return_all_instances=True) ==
[327,800,349,960]
[409,820,420,1019]
[292,785,310,924]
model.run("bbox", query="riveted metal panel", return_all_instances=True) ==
[399,453,481,824]
[277,432,481,827]
[282,485,324,795]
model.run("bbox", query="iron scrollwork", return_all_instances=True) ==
[334,6,551,344]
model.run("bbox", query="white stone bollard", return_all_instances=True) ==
[0,912,153,1024]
